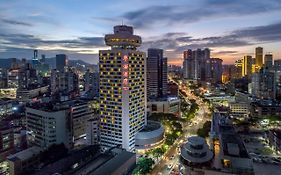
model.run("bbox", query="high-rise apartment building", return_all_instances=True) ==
[255,47,263,69]
[147,48,167,99]
[183,48,219,82]
[250,68,276,100]
[206,58,223,83]
[99,25,146,151]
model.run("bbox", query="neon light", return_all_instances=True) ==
[123,55,128,62]
[123,64,128,69]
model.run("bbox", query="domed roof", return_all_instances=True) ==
[180,136,213,163]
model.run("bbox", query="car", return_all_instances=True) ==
[167,164,173,170]
[170,155,175,160]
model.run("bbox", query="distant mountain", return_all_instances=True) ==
[68,59,94,67]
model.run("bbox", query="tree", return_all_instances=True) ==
[132,158,155,175]
[197,121,211,138]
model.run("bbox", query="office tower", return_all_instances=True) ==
[32,50,39,65]
[84,70,99,98]
[264,53,273,69]
[147,48,167,99]
[242,55,253,77]
[55,54,67,72]
[255,47,263,69]
[99,25,146,151]
[251,68,276,100]
[51,68,79,95]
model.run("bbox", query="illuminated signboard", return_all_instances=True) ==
[123,55,129,90]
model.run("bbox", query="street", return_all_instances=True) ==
[151,80,211,175]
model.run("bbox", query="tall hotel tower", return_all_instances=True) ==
[99,25,146,151]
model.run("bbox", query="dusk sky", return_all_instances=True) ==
[1,0,281,65]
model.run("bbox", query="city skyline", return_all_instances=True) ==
[1,0,281,65]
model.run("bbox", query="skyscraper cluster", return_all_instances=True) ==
[183,48,223,83]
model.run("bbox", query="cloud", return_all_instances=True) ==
[141,21,281,61]
[233,22,281,42]
[123,0,281,28]
[1,19,32,26]
[0,33,105,49]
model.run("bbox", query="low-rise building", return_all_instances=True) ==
[211,113,254,175]
[147,96,180,116]
[135,120,164,153]
[32,146,135,175]
[229,102,249,118]
[179,136,213,175]
[16,85,49,101]
[0,88,17,99]
[250,102,281,117]
[7,146,42,175]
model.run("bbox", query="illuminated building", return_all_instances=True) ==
[99,25,146,151]
[255,47,263,69]
[234,59,243,79]
[241,55,253,77]
[147,48,167,98]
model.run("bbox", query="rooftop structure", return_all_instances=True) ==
[135,120,164,152]
[180,136,213,165]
